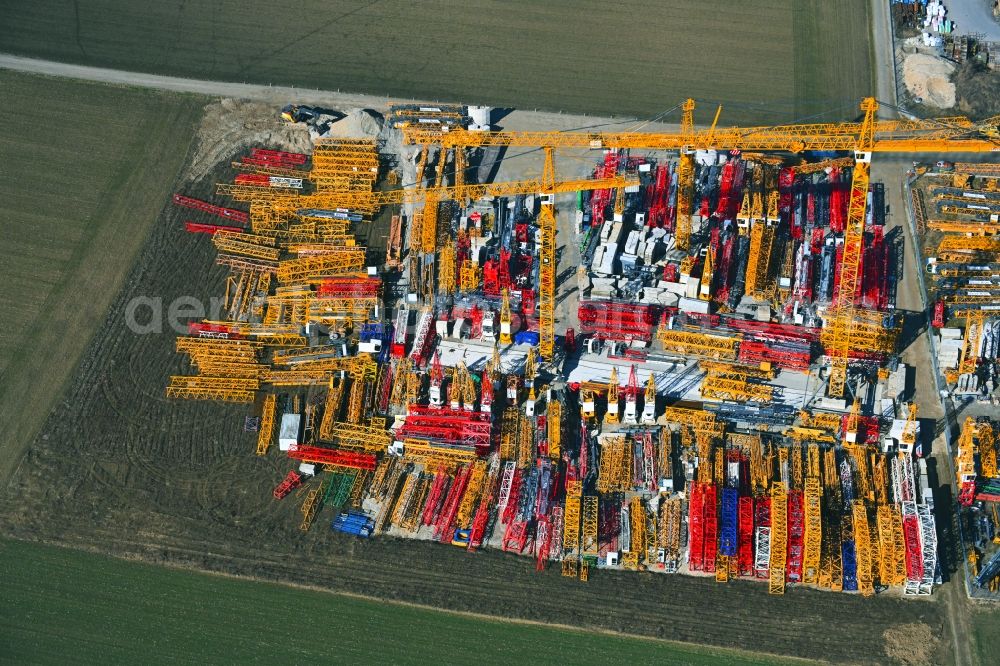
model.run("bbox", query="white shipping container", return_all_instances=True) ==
[279,413,302,451]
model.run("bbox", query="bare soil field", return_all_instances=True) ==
[0,70,203,486]
[0,154,954,665]
[0,0,872,125]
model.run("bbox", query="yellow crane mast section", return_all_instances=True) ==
[277,172,638,214]
[702,375,774,403]
[657,329,739,359]
[256,394,277,456]
[563,493,582,553]
[803,477,822,585]
[548,400,562,460]
[538,147,557,360]
[399,439,477,468]
[853,500,875,596]
[769,482,787,595]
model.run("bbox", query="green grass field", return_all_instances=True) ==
[0,70,203,486]
[0,538,797,665]
[0,0,872,125]
[972,607,1000,666]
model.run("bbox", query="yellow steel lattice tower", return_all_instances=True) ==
[346,375,365,424]
[389,359,410,409]
[538,147,557,361]
[421,188,440,257]
[806,443,821,479]
[402,475,431,532]
[657,329,738,359]
[826,98,878,397]
[876,504,897,586]
[548,400,562,460]
[438,244,456,295]
[745,222,764,295]
[324,420,393,453]
[597,435,631,493]
[405,363,421,407]
[749,435,768,495]
[391,473,419,528]
[766,189,780,222]
[563,482,582,553]
[403,97,1000,154]
[454,146,466,190]
[524,346,537,385]
[675,98,697,251]
[318,378,345,440]
[960,311,988,376]
[517,412,534,466]
[853,500,874,596]
[644,373,656,410]
[769,481,787,595]
[803,476,822,584]
[980,422,998,479]
[256,394,277,456]
[664,498,683,568]
[623,496,646,570]
[701,375,773,403]
[459,259,480,293]
[737,190,752,224]
[300,478,330,532]
[456,460,487,528]
[872,454,889,506]
[499,408,518,459]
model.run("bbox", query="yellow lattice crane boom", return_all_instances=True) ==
[539,147,557,360]
[403,103,1000,152]
[853,500,874,596]
[824,98,879,397]
[524,346,537,385]
[257,394,277,455]
[274,172,638,215]
[960,311,988,375]
[548,399,562,460]
[769,481,787,595]
[675,98,697,250]
[804,476,822,585]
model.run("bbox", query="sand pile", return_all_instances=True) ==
[902,53,957,108]
[315,108,384,140]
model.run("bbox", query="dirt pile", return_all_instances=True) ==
[902,53,957,108]
[883,623,940,665]
[187,99,311,180]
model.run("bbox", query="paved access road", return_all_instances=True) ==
[0,53,396,108]
[871,0,901,115]
[946,0,1000,41]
